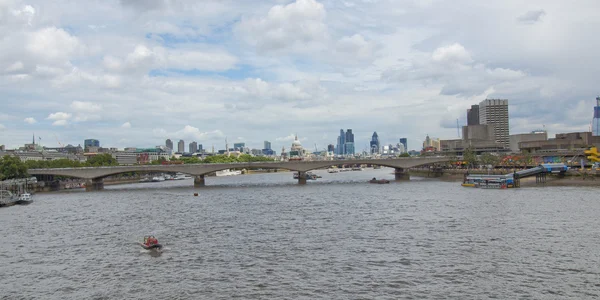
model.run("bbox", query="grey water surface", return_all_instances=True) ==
[2,168,600,299]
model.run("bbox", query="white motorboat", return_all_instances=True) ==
[16,193,33,205]
[327,168,339,173]
[151,176,165,182]
[216,169,242,177]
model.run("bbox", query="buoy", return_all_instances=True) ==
[193,193,198,196]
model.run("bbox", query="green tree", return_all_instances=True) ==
[0,155,28,180]
[85,153,118,167]
[479,153,500,168]
[399,153,411,157]
[463,147,478,168]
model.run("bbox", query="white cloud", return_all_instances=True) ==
[46,112,71,126]
[236,0,328,53]
[276,134,297,142]
[432,43,473,65]
[121,122,131,128]
[0,0,598,150]
[335,34,376,60]
[52,120,68,126]
[0,123,5,130]
[26,27,83,63]
[23,117,36,124]
[47,112,72,121]
[70,101,102,113]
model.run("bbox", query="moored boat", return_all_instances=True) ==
[369,178,390,184]
[15,193,33,205]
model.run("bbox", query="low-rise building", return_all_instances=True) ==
[520,131,600,153]
[509,131,547,153]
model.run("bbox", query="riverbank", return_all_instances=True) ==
[410,168,600,187]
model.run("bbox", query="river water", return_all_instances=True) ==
[2,168,600,299]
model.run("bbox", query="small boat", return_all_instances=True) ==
[140,236,162,250]
[369,178,390,184]
[151,176,165,182]
[327,168,339,173]
[15,193,33,205]
[293,172,318,180]
[352,167,362,171]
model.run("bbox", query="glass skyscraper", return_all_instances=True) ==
[370,132,380,154]
[399,138,407,153]
[345,129,355,155]
[337,129,346,155]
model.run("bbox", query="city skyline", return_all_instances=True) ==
[1,1,599,150]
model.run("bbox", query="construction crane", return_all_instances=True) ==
[54,134,64,147]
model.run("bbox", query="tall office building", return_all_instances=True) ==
[479,99,509,147]
[467,105,480,125]
[370,132,380,154]
[264,141,272,150]
[84,139,100,148]
[345,129,355,155]
[399,138,407,153]
[165,139,173,150]
[198,144,203,153]
[177,140,185,153]
[327,144,335,152]
[593,96,600,136]
[337,129,346,155]
[233,143,245,151]
[189,141,198,153]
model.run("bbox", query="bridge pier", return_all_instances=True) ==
[394,168,410,181]
[194,175,206,187]
[85,178,104,192]
[298,172,307,185]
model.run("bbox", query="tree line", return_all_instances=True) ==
[0,153,276,180]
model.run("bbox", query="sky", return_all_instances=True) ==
[1,0,599,152]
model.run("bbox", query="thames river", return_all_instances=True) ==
[2,168,600,299]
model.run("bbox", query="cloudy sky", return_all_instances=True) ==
[1,0,599,152]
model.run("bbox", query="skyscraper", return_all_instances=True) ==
[165,139,173,150]
[233,143,245,151]
[264,141,272,150]
[467,105,480,125]
[479,99,509,147]
[593,96,600,136]
[189,141,198,153]
[337,129,346,155]
[345,129,355,155]
[370,132,380,154]
[198,144,203,153]
[84,139,100,148]
[327,144,335,152]
[178,140,185,153]
[399,138,407,153]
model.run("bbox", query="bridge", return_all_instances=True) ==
[28,157,451,191]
